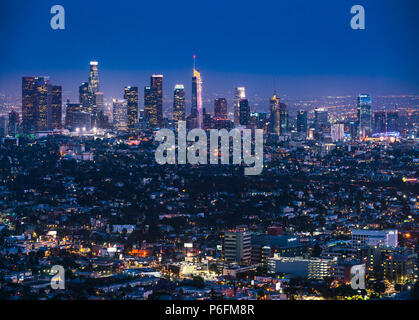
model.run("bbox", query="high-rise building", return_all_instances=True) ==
[173,84,185,128]
[22,76,36,133]
[79,82,90,112]
[386,111,399,132]
[8,110,19,136]
[34,77,49,132]
[331,123,345,142]
[65,103,82,129]
[214,98,228,120]
[124,86,138,129]
[0,115,7,137]
[374,111,386,134]
[202,108,213,131]
[48,85,62,130]
[357,94,372,139]
[279,102,288,135]
[269,92,280,136]
[223,228,252,266]
[297,110,308,136]
[239,98,250,126]
[95,92,104,113]
[314,108,328,133]
[88,61,99,96]
[151,75,163,127]
[234,87,246,126]
[113,99,128,131]
[191,56,202,129]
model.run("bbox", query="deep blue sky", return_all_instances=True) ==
[0,0,418,102]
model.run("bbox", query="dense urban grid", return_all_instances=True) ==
[0,61,418,300]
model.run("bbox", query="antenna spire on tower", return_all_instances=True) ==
[193,55,196,70]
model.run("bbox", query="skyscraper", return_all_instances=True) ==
[65,103,82,129]
[314,108,328,133]
[386,111,399,132]
[34,76,49,132]
[173,84,185,128]
[374,111,386,134]
[357,94,372,139]
[239,98,250,126]
[297,110,308,136]
[79,82,90,112]
[191,56,202,129]
[49,85,62,130]
[124,86,138,129]
[279,102,288,135]
[146,75,163,128]
[269,92,280,136]
[214,98,228,120]
[113,99,128,131]
[234,87,246,126]
[331,123,345,142]
[22,76,36,133]
[88,61,99,96]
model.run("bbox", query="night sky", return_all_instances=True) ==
[0,0,418,102]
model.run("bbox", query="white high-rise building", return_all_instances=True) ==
[331,123,345,142]
[234,87,246,126]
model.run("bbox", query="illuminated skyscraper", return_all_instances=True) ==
[22,76,36,133]
[214,98,228,120]
[297,110,308,136]
[79,82,90,112]
[269,92,280,136]
[34,77,49,132]
[48,85,62,129]
[124,86,138,129]
[8,110,19,136]
[113,99,128,131]
[147,75,163,127]
[173,84,185,128]
[88,61,99,94]
[191,55,202,129]
[331,123,345,142]
[65,103,82,129]
[234,87,246,126]
[357,94,372,139]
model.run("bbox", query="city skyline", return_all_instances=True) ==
[1,1,419,99]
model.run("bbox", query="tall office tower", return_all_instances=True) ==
[112,99,128,131]
[79,82,90,112]
[331,123,345,142]
[314,108,329,133]
[124,86,138,129]
[374,111,386,134]
[223,228,252,266]
[279,102,288,135]
[214,98,228,120]
[21,76,50,132]
[146,74,163,128]
[269,92,280,135]
[350,121,358,141]
[22,77,36,133]
[386,111,399,132]
[357,94,372,139]
[34,77,49,131]
[88,61,99,95]
[234,87,246,126]
[173,84,185,128]
[297,110,308,136]
[48,85,62,130]
[239,98,250,125]
[8,110,19,136]
[191,56,202,129]
[65,103,82,129]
